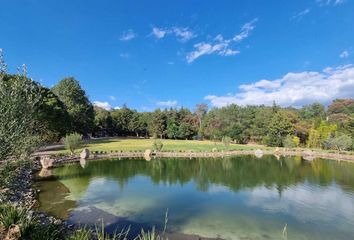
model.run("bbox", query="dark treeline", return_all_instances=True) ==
[2,72,354,150]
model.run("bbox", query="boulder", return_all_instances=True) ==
[80,158,87,168]
[144,149,152,161]
[39,156,54,169]
[38,168,53,177]
[5,224,21,240]
[80,148,90,160]
[254,149,264,158]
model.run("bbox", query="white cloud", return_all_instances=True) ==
[187,42,236,63]
[205,65,354,108]
[93,101,112,110]
[233,18,258,42]
[156,100,178,107]
[291,8,311,21]
[340,50,349,58]
[151,26,196,42]
[172,27,197,42]
[186,19,256,63]
[109,96,116,101]
[151,27,168,39]
[317,0,345,6]
[119,29,137,41]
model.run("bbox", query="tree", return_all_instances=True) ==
[63,133,82,155]
[307,127,320,148]
[36,86,70,142]
[148,109,166,138]
[129,111,147,137]
[0,73,41,159]
[0,52,42,160]
[94,107,113,137]
[52,77,95,135]
[267,111,293,146]
[194,104,208,137]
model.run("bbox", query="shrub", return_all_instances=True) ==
[283,135,296,148]
[325,134,353,151]
[152,139,163,152]
[292,136,300,147]
[222,136,232,149]
[63,133,82,155]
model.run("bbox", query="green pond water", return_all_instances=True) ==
[36,156,354,240]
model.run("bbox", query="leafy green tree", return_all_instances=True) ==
[307,127,320,148]
[267,111,293,146]
[94,107,113,137]
[166,120,179,139]
[36,86,70,142]
[129,111,147,137]
[148,109,166,138]
[194,103,208,137]
[0,53,42,160]
[63,133,82,155]
[110,106,135,135]
[52,77,94,135]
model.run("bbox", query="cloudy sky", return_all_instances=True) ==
[1,0,353,110]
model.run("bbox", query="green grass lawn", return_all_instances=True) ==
[55,138,274,154]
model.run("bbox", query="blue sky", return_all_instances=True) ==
[1,0,353,111]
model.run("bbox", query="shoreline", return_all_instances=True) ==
[35,149,354,169]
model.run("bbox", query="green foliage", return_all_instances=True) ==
[67,228,91,240]
[152,138,164,151]
[36,86,71,142]
[283,135,296,148]
[325,134,353,151]
[0,64,42,160]
[27,223,64,240]
[267,112,293,147]
[52,77,95,135]
[0,204,30,229]
[63,133,82,155]
[148,110,167,138]
[292,136,300,147]
[222,136,232,149]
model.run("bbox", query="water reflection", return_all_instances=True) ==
[36,156,354,240]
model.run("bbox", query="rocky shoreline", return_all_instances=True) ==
[0,160,74,239]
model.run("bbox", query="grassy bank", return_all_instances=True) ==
[52,138,274,155]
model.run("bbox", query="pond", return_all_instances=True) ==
[35,156,354,240]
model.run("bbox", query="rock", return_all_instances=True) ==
[5,224,21,240]
[38,168,53,177]
[80,148,90,160]
[254,149,264,158]
[80,158,87,168]
[53,219,62,225]
[39,156,54,169]
[144,149,152,161]
[274,147,280,154]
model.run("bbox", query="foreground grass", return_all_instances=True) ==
[54,138,274,155]
[0,203,167,240]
